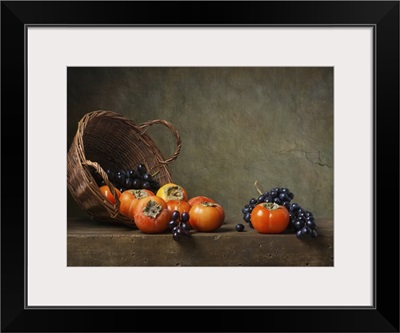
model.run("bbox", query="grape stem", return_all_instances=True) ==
[254,180,264,195]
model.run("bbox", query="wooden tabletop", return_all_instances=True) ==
[67,216,333,266]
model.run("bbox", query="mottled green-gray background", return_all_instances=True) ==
[67,67,333,222]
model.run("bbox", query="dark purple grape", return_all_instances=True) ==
[249,198,257,205]
[142,181,151,189]
[173,231,182,241]
[168,220,178,230]
[296,229,305,239]
[181,212,190,222]
[264,197,273,203]
[132,179,142,189]
[243,212,251,223]
[301,226,311,235]
[150,181,160,191]
[279,193,289,201]
[171,210,180,221]
[115,173,126,186]
[305,211,313,218]
[142,173,152,181]
[235,224,245,232]
[293,220,304,230]
[180,222,190,231]
[311,229,318,238]
[106,169,116,181]
[257,195,266,203]
[269,190,278,198]
[306,220,316,229]
[242,205,251,214]
[273,197,282,205]
[290,202,301,212]
[306,215,315,222]
[137,164,147,175]
[288,192,294,200]
[127,169,137,179]
[125,178,133,189]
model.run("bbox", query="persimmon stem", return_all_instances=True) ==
[254,180,263,195]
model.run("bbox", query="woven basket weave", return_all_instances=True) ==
[67,110,181,227]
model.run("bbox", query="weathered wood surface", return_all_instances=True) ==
[67,217,333,266]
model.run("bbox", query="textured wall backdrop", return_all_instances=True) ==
[67,67,333,221]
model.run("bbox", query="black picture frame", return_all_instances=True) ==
[2,1,399,332]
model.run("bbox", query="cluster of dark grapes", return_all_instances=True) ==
[289,203,318,239]
[90,163,161,193]
[241,186,318,240]
[168,210,191,241]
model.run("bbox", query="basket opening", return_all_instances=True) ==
[81,115,172,185]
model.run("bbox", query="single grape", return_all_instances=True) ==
[142,173,152,181]
[142,181,151,189]
[301,226,311,235]
[180,222,190,231]
[296,229,305,239]
[257,194,266,203]
[115,173,126,186]
[293,220,304,230]
[173,231,182,241]
[242,205,251,214]
[279,193,289,201]
[171,210,180,221]
[235,224,245,232]
[125,178,133,189]
[243,212,251,223]
[269,190,278,198]
[306,220,316,229]
[280,188,289,194]
[168,220,178,230]
[290,202,301,212]
[137,164,147,175]
[132,179,142,189]
[181,212,190,222]
[127,169,137,179]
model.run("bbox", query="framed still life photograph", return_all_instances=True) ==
[2,1,399,332]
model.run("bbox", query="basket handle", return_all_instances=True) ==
[138,119,182,164]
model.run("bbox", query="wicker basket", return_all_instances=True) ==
[67,110,181,227]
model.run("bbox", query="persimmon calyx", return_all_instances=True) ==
[259,202,281,211]
[163,185,185,200]
[142,200,162,218]
[200,202,218,207]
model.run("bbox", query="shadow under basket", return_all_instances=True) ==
[67,110,181,228]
